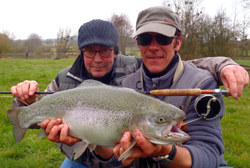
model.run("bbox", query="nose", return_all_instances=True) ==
[148,37,159,50]
[93,52,103,62]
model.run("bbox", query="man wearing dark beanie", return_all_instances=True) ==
[11,18,248,168]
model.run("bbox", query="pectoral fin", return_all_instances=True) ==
[88,144,97,152]
[118,139,137,161]
[73,141,89,160]
[37,129,48,139]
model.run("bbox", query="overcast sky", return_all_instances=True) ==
[0,0,239,40]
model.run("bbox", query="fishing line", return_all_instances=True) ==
[181,118,201,126]
[16,97,29,106]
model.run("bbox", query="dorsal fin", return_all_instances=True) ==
[77,79,105,88]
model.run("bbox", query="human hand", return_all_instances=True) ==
[220,65,249,100]
[40,118,81,146]
[113,130,172,165]
[11,80,39,105]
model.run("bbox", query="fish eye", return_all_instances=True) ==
[158,117,165,123]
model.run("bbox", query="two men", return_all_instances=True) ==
[11,11,248,168]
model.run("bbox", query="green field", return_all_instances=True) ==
[0,59,249,168]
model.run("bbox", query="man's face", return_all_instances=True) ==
[137,32,181,74]
[82,45,116,78]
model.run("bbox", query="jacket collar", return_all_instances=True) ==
[67,52,116,84]
[173,54,184,82]
[140,54,184,91]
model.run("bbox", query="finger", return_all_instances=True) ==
[20,81,32,99]
[120,131,132,150]
[16,82,25,100]
[122,157,135,166]
[59,124,79,145]
[220,66,237,98]
[113,143,135,166]
[113,143,121,158]
[235,70,244,99]
[28,81,39,96]
[40,119,51,129]
[225,74,238,99]
[46,118,62,134]
[133,130,156,156]
[60,124,81,146]
[11,86,18,97]
[60,124,69,143]
[243,70,249,88]
[47,124,64,142]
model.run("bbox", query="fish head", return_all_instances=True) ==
[129,103,190,145]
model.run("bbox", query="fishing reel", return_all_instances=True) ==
[194,95,221,120]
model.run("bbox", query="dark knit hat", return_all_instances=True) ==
[78,19,119,50]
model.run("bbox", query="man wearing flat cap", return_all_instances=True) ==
[114,6,237,168]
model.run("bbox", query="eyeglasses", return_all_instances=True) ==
[83,48,113,58]
[136,33,178,46]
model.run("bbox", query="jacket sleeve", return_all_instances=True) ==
[181,78,227,168]
[91,152,125,167]
[188,57,239,84]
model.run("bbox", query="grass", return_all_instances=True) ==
[0,59,74,168]
[0,58,249,167]
[235,59,250,65]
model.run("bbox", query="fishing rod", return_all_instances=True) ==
[149,88,230,96]
[0,88,230,96]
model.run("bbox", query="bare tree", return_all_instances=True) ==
[56,28,76,58]
[12,39,26,53]
[25,33,42,56]
[163,0,205,59]
[108,13,135,54]
[242,0,250,8]
[163,0,238,58]
[238,0,250,56]
[212,10,235,56]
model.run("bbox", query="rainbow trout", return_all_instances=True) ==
[6,80,189,160]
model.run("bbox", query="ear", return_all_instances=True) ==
[137,41,141,50]
[81,51,84,59]
[174,38,182,52]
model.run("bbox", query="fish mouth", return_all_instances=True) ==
[149,121,190,145]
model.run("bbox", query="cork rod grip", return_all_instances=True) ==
[150,89,204,96]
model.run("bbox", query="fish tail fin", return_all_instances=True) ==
[118,139,137,161]
[6,108,27,143]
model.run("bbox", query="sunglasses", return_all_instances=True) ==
[136,33,178,46]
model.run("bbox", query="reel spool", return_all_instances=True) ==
[194,95,221,120]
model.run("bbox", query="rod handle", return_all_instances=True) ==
[150,89,202,96]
